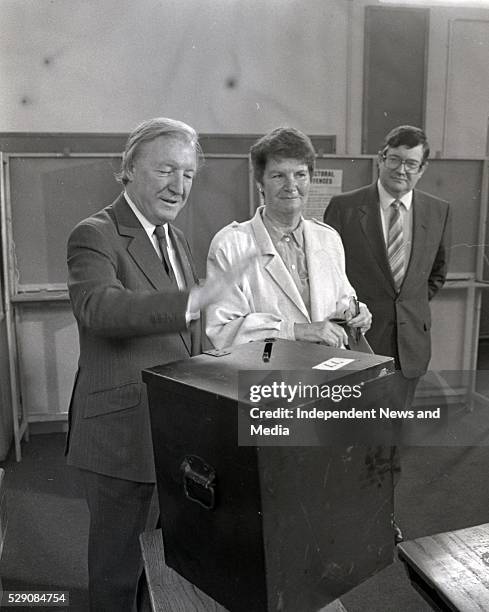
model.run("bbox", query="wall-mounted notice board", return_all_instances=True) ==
[3,133,336,284]
[7,154,251,285]
[417,159,487,277]
[7,155,485,291]
[9,156,121,288]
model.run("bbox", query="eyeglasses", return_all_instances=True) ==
[381,154,423,174]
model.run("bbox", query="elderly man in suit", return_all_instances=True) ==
[205,127,371,350]
[66,117,212,611]
[324,125,451,410]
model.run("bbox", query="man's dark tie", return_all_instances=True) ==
[154,225,176,283]
[387,200,404,290]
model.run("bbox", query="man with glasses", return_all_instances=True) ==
[324,125,450,404]
[324,125,451,498]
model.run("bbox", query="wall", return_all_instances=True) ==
[0,0,349,145]
[0,0,488,155]
[425,7,489,157]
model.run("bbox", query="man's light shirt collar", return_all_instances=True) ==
[124,191,169,241]
[377,180,413,211]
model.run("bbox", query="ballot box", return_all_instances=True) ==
[143,339,396,612]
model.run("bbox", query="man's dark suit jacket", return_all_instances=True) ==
[66,194,200,483]
[324,183,451,379]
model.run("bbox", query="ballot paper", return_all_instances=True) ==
[313,357,355,370]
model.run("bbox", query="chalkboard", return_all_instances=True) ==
[5,153,485,290]
[416,159,485,276]
[176,156,251,278]
[9,156,122,287]
[6,154,253,285]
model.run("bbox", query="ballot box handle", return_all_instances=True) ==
[180,455,216,510]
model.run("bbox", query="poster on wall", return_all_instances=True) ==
[304,168,343,220]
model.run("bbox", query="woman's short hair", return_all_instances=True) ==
[250,127,316,185]
[381,125,430,163]
[116,117,202,185]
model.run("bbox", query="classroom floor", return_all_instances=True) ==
[2,435,489,611]
[2,340,489,611]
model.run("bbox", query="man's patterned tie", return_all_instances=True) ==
[388,200,404,290]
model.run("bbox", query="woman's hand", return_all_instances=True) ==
[294,320,348,347]
[344,301,372,334]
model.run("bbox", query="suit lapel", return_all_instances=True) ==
[168,225,197,288]
[359,185,398,292]
[168,225,201,356]
[251,209,309,320]
[401,191,428,293]
[304,221,328,321]
[112,195,172,290]
[111,195,196,356]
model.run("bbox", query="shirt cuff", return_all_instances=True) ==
[186,287,201,326]
[281,320,296,340]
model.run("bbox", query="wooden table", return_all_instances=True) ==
[140,529,348,612]
[140,529,227,612]
[398,523,489,611]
